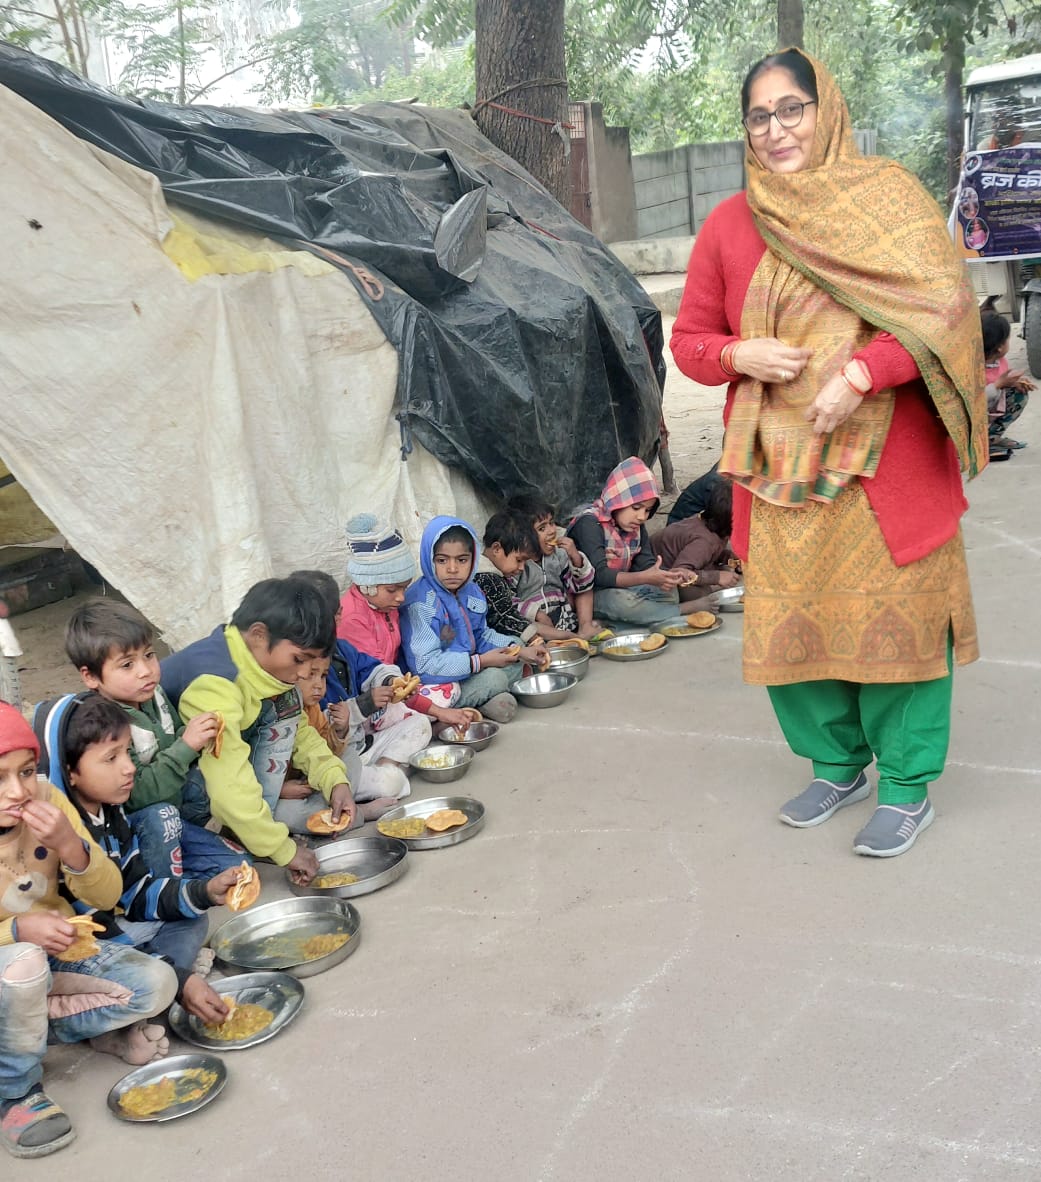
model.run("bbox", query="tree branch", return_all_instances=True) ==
[1,4,60,22]
[187,50,279,103]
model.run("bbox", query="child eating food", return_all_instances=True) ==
[567,457,691,630]
[401,516,544,723]
[0,702,177,1159]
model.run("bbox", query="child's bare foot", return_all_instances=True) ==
[578,623,603,640]
[90,1022,169,1066]
[359,797,399,821]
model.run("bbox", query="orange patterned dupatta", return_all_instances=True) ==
[720,50,988,507]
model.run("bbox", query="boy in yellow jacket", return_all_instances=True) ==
[0,702,177,1159]
[160,577,354,886]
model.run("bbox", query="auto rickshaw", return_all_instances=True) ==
[954,54,1041,374]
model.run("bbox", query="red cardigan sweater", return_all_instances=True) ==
[669,194,968,566]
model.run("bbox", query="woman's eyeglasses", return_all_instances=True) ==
[742,101,817,136]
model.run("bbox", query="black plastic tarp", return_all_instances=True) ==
[0,45,664,510]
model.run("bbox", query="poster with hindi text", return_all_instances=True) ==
[951,146,1041,261]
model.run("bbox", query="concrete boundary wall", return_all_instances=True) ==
[632,130,876,240]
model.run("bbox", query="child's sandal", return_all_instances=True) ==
[0,1089,75,1159]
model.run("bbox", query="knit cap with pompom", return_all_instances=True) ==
[344,514,417,586]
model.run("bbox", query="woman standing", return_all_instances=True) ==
[671,50,987,857]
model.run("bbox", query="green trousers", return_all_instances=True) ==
[766,646,953,805]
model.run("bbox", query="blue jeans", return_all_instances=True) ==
[0,940,177,1100]
[117,916,209,974]
[178,767,212,826]
[455,662,526,708]
[129,803,248,879]
[592,586,689,629]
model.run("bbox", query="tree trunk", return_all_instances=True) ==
[944,51,964,201]
[474,0,571,208]
[776,0,804,48]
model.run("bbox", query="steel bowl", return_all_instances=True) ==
[168,972,304,1051]
[108,1052,227,1123]
[408,743,474,783]
[377,794,485,850]
[599,632,670,662]
[706,586,745,612]
[210,896,360,979]
[544,647,591,681]
[436,720,501,752]
[513,671,578,708]
[287,835,408,898]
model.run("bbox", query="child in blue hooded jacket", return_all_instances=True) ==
[400,517,544,723]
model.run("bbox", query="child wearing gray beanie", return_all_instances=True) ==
[338,514,471,733]
[344,514,417,590]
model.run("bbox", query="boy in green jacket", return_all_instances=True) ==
[160,577,356,886]
[64,599,246,879]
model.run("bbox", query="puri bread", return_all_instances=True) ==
[306,808,352,835]
[425,809,468,832]
[227,862,260,911]
[55,915,105,962]
[639,633,666,652]
[687,611,716,629]
[390,674,421,704]
[211,713,226,758]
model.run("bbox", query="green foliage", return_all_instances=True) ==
[325,43,476,107]
[255,0,416,105]
[10,0,1041,195]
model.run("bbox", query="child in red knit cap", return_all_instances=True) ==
[0,701,177,1159]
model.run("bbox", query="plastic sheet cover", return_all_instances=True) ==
[0,45,664,511]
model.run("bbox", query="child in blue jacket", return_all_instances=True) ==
[400,517,543,723]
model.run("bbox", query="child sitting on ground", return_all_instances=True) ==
[508,496,600,641]
[650,479,741,602]
[159,577,356,888]
[292,570,430,807]
[567,457,691,630]
[64,599,246,879]
[337,514,471,731]
[0,701,177,1160]
[474,511,544,644]
[981,308,1033,460]
[401,516,544,724]
[34,694,239,1028]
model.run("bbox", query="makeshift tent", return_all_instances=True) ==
[0,46,664,648]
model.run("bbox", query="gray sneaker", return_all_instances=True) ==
[853,799,934,857]
[481,692,518,723]
[778,770,870,828]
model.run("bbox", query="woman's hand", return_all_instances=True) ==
[733,338,812,384]
[804,373,863,435]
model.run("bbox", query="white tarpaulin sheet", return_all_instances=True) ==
[0,85,487,648]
